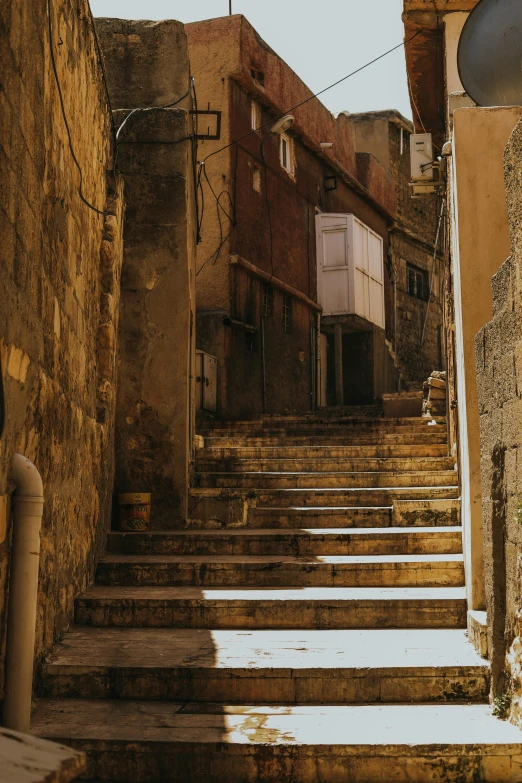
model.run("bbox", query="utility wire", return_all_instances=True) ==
[47,0,111,215]
[201,27,426,166]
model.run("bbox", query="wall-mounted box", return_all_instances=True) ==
[195,350,217,412]
[410,133,434,181]
[316,213,385,329]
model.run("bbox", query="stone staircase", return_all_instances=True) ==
[32,410,522,781]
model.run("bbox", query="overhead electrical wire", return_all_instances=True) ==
[196,26,427,272]
[200,27,426,167]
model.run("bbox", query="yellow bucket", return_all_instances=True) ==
[118,493,151,531]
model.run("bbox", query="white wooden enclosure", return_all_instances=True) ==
[316,213,385,329]
[196,350,217,412]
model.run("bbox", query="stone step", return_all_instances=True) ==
[252,500,460,529]
[201,416,446,430]
[40,628,488,704]
[196,470,458,490]
[106,527,463,556]
[199,426,447,440]
[241,506,394,529]
[198,444,449,459]
[96,553,465,588]
[196,456,455,473]
[191,486,460,510]
[32,701,522,783]
[201,432,448,447]
[75,586,468,629]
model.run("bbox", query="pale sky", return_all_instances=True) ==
[89,0,412,120]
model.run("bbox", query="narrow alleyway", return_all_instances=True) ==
[32,409,522,781]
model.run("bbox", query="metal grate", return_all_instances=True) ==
[282,294,293,334]
[262,284,273,318]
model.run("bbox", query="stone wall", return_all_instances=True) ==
[95,19,196,527]
[475,115,522,717]
[0,0,123,696]
[350,112,443,385]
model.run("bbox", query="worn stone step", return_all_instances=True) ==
[190,487,459,512]
[196,456,455,473]
[196,470,458,490]
[40,628,488,703]
[32,701,522,783]
[198,444,449,460]
[75,586,468,629]
[253,500,460,529]
[202,432,448,447]
[95,553,465,589]
[106,527,463,556]
[243,506,394,529]
[199,427,448,441]
[201,416,446,430]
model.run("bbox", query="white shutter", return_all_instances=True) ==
[316,213,384,328]
[316,214,351,316]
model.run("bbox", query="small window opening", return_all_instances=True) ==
[251,99,262,132]
[407,264,429,302]
[252,166,261,193]
[262,284,273,317]
[250,69,265,87]
[282,294,293,334]
[280,132,295,176]
[245,331,257,352]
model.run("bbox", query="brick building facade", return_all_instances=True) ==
[187,15,399,418]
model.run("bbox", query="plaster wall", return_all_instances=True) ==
[450,107,521,611]
[475,114,522,713]
[0,0,123,696]
[443,12,468,95]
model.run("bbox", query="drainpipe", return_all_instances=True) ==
[3,453,44,733]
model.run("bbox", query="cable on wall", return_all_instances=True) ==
[47,0,111,216]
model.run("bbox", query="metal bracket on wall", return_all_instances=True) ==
[190,110,222,140]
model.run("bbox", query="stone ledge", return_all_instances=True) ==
[0,727,85,783]
[468,609,488,658]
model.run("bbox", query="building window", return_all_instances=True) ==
[407,264,429,302]
[250,68,265,87]
[251,99,262,132]
[252,166,261,193]
[262,284,273,317]
[245,331,257,352]
[282,294,293,333]
[280,132,295,176]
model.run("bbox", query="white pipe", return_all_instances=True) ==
[3,454,44,732]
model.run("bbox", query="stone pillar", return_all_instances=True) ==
[334,323,344,406]
[96,20,196,527]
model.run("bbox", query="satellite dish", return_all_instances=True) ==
[458,0,522,107]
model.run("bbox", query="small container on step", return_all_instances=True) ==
[118,493,151,531]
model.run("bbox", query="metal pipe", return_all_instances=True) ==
[334,322,344,406]
[261,317,267,414]
[3,454,44,732]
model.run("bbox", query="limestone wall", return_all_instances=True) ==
[0,0,123,695]
[475,114,522,717]
[95,19,196,527]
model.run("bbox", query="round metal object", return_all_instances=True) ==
[458,0,522,107]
